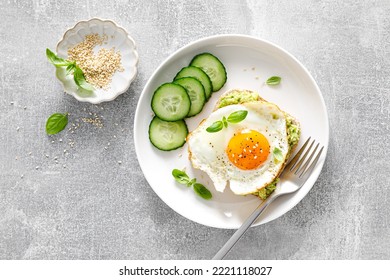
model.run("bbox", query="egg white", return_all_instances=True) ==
[187,101,289,195]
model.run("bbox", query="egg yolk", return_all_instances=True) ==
[226,130,270,170]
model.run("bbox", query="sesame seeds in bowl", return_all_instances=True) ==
[56,18,138,104]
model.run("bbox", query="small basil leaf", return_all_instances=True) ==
[273,147,284,163]
[266,76,281,85]
[73,66,94,91]
[187,178,196,187]
[46,113,68,135]
[46,48,71,67]
[66,63,77,75]
[222,116,228,128]
[227,110,248,123]
[206,121,223,133]
[193,183,212,200]
[172,169,190,185]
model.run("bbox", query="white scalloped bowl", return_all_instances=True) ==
[55,18,138,104]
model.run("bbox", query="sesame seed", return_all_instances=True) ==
[81,116,103,128]
[67,33,124,89]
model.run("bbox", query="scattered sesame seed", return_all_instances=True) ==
[23,106,27,110]
[16,127,20,131]
[81,116,103,128]
[28,152,32,155]
[118,161,122,164]
[10,101,14,105]
[59,139,63,142]
[21,174,24,178]
[35,166,39,170]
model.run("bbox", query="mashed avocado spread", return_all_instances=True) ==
[218,90,301,200]
[217,89,258,108]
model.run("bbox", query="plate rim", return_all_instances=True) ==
[134,34,329,229]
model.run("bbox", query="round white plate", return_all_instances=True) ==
[134,35,329,229]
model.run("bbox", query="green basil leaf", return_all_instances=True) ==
[46,113,68,135]
[46,48,71,67]
[193,183,212,200]
[266,76,281,85]
[66,63,77,75]
[222,116,228,128]
[172,169,190,185]
[273,147,284,163]
[206,121,223,133]
[227,110,248,123]
[73,66,94,91]
[187,178,196,187]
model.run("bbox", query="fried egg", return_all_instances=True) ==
[187,101,289,195]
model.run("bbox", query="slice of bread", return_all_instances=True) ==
[215,89,301,193]
[187,89,301,197]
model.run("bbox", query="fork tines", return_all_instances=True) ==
[287,137,324,179]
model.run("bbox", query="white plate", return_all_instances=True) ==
[134,35,329,229]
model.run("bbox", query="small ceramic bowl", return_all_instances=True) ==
[56,18,138,104]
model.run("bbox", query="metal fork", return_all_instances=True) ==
[212,137,324,260]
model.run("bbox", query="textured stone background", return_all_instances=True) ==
[0,0,389,260]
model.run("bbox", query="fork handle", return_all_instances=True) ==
[212,195,278,260]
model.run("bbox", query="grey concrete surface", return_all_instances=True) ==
[0,0,389,260]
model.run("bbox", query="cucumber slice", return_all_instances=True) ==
[151,83,191,121]
[174,66,213,100]
[173,77,206,117]
[190,53,227,92]
[148,116,188,151]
